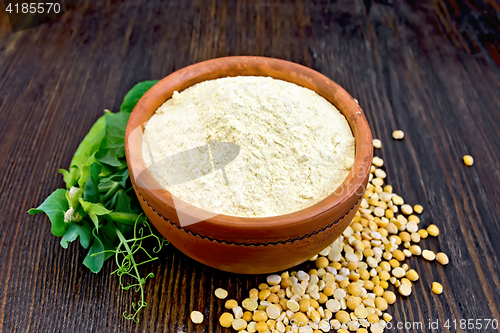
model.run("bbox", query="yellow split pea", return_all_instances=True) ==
[392,130,405,140]
[190,311,204,324]
[463,155,474,166]
[432,282,443,294]
[219,312,234,328]
[215,288,228,299]
[212,135,450,332]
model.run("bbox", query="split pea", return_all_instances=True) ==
[232,318,247,331]
[399,283,412,296]
[422,250,436,261]
[315,256,329,269]
[392,267,405,278]
[432,282,443,294]
[232,306,243,319]
[408,215,420,223]
[286,300,300,312]
[463,155,474,166]
[409,245,421,256]
[242,311,253,322]
[219,312,234,328]
[255,322,268,333]
[406,269,419,281]
[336,310,350,323]
[436,252,449,265]
[292,312,309,325]
[401,204,413,215]
[355,306,368,319]
[414,204,423,214]
[418,229,428,238]
[347,283,363,297]
[392,130,405,140]
[253,310,268,322]
[383,291,396,304]
[375,297,388,311]
[266,274,281,286]
[225,299,238,309]
[372,157,384,167]
[190,311,204,324]
[427,224,440,237]
[214,288,228,299]
[241,298,258,311]
[392,195,404,205]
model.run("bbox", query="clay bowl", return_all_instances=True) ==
[125,56,373,274]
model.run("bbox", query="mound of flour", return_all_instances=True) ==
[142,76,355,217]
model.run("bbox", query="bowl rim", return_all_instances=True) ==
[125,56,372,235]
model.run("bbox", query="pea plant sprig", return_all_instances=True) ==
[28,80,167,322]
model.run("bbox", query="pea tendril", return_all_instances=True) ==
[93,218,166,322]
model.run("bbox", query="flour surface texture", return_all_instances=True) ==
[142,76,355,217]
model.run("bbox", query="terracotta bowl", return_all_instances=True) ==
[125,56,373,274]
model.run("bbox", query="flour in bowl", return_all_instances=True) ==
[141,76,355,217]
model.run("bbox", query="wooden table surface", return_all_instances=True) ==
[1,0,500,332]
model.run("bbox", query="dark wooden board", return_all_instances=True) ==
[0,0,499,332]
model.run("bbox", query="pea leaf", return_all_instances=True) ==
[78,164,90,189]
[72,115,106,167]
[83,236,105,273]
[59,166,79,189]
[99,223,120,260]
[60,222,93,249]
[94,111,129,167]
[99,164,116,178]
[83,162,102,203]
[28,189,69,237]
[106,189,134,213]
[99,168,129,188]
[79,199,112,229]
[59,115,106,189]
[120,80,159,113]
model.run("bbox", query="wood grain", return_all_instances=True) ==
[0,0,499,332]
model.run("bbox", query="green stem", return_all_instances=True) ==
[101,182,121,202]
[106,212,143,225]
[113,223,142,284]
[98,183,114,193]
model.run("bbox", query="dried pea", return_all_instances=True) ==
[436,252,449,265]
[463,155,474,166]
[219,312,234,328]
[392,130,404,140]
[190,311,204,324]
[432,282,443,294]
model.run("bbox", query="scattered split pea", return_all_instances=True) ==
[432,282,443,295]
[190,311,204,324]
[436,252,449,265]
[422,250,436,261]
[215,288,228,299]
[463,155,474,166]
[392,130,405,140]
[209,138,449,332]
